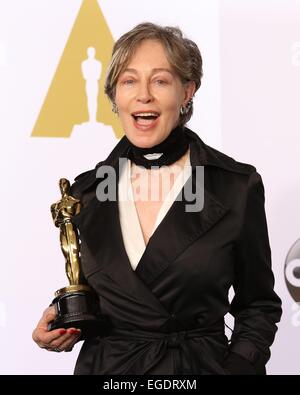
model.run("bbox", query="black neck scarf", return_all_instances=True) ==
[126,126,189,169]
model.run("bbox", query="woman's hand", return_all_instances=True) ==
[32,306,81,352]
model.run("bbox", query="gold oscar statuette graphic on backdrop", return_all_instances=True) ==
[31,0,123,139]
[48,178,104,338]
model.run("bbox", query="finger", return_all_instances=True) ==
[58,334,82,352]
[36,307,57,331]
[43,306,56,320]
[50,329,81,350]
[66,327,81,336]
[33,327,67,347]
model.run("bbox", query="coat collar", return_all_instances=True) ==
[71,128,252,307]
[71,127,255,197]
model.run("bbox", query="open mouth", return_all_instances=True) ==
[131,112,160,127]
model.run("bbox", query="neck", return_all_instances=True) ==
[126,126,189,169]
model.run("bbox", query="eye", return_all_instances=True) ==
[118,77,135,86]
[123,79,135,85]
[154,79,167,85]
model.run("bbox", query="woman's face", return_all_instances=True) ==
[115,39,195,148]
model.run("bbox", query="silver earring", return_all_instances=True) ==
[180,98,193,116]
[186,98,193,111]
[180,105,186,116]
[112,102,118,114]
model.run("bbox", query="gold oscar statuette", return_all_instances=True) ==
[48,178,104,338]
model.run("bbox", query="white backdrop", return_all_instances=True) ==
[0,0,298,374]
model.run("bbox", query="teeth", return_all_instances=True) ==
[133,113,159,117]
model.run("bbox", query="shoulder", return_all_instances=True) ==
[185,127,256,176]
[69,164,101,200]
[205,144,256,175]
[69,135,130,199]
[199,138,265,195]
[185,127,264,208]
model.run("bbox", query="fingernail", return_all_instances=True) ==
[59,329,66,335]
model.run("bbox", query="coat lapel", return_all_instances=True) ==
[71,128,252,305]
[71,156,170,317]
[135,141,230,285]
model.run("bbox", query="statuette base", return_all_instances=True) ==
[48,289,106,339]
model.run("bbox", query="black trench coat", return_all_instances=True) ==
[70,127,282,375]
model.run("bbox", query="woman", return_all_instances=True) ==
[32,22,282,375]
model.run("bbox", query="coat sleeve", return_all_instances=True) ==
[223,171,282,375]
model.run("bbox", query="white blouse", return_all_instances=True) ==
[118,152,192,271]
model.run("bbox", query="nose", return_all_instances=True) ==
[136,81,153,103]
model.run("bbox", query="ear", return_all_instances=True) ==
[182,81,196,106]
